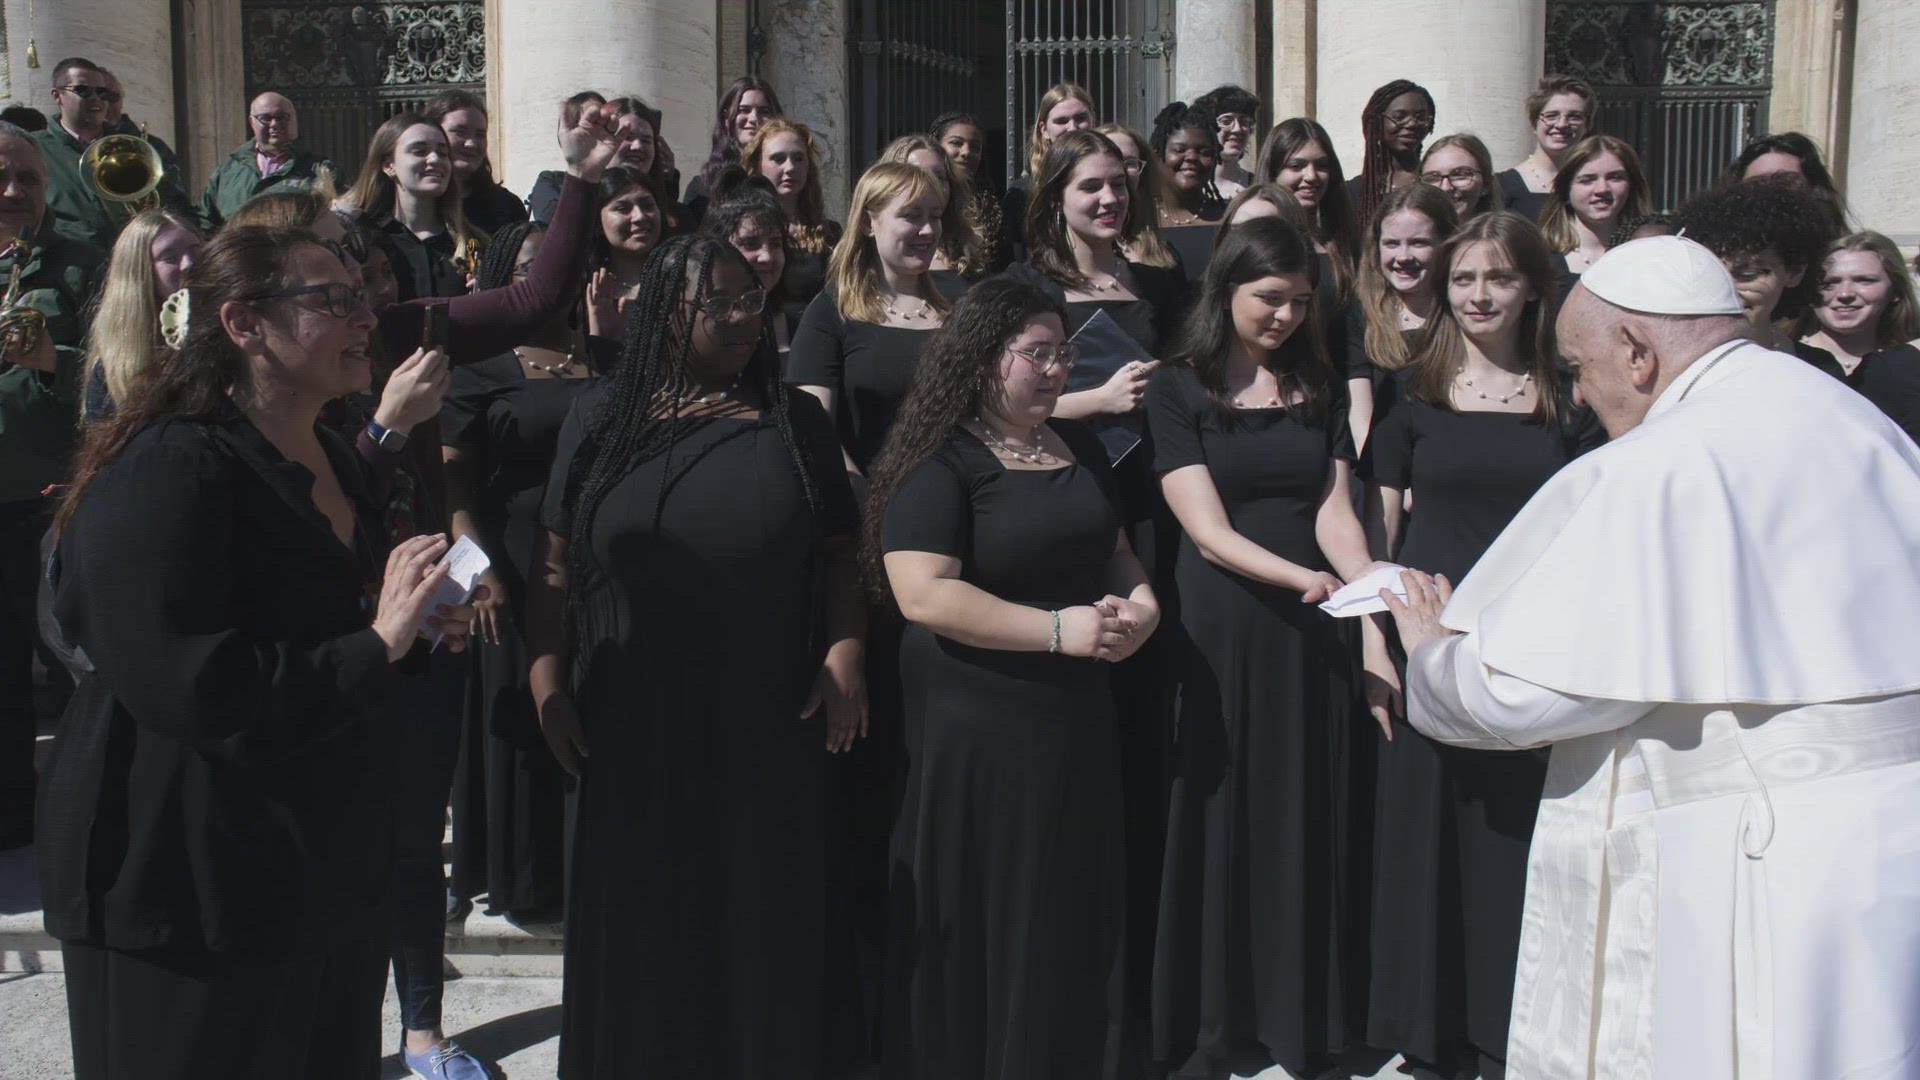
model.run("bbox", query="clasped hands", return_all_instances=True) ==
[1059,595,1158,663]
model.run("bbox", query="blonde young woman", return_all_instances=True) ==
[1003,82,1098,255]
[742,117,841,325]
[1802,231,1920,443]
[1347,182,1460,449]
[82,207,201,420]
[878,133,987,283]
[1538,134,1651,277]
[1094,121,1179,271]
[338,111,485,300]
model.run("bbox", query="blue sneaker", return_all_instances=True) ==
[403,1039,490,1080]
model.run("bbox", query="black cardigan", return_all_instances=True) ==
[39,411,397,950]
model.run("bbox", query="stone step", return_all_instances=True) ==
[0,845,564,976]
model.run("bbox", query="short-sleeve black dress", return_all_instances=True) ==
[440,353,601,915]
[541,387,857,1079]
[1359,371,1606,1076]
[786,289,942,474]
[1143,363,1365,1076]
[881,421,1128,1080]
[1846,342,1920,445]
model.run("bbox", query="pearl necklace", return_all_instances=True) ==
[680,373,742,407]
[972,417,1052,464]
[515,349,579,377]
[1459,369,1532,403]
[884,292,935,322]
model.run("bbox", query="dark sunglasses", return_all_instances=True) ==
[58,85,122,103]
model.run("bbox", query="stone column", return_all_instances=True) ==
[1,0,179,144]
[175,0,247,193]
[1268,0,1315,122]
[1174,0,1257,104]
[1843,0,1918,244]
[1768,0,1848,169]
[1315,0,1543,176]
[761,0,851,221]
[495,0,716,200]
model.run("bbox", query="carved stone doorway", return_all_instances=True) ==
[241,1,486,180]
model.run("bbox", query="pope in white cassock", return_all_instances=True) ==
[1379,236,1920,1080]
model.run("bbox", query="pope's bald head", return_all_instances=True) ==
[249,92,298,149]
[1558,283,1750,437]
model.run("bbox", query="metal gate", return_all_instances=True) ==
[1546,0,1775,210]
[847,0,1004,182]
[1006,0,1174,182]
[242,1,487,181]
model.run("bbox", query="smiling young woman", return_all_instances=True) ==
[339,112,485,301]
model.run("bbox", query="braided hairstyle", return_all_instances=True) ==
[474,219,545,291]
[1150,101,1227,217]
[1355,79,1436,227]
[859,278,1067,597]
[561,234,821,660]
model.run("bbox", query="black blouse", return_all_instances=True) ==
[372,213,467,301]
[786,288,941,473]
[1846,342,1920,446]
[1494,168,1551,223]
[41,411,395,950]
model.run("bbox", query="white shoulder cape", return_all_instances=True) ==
[1441,341,1920,704]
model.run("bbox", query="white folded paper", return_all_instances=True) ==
[420,535,491,646]
[1318,563,1410,618]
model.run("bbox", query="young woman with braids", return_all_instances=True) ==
[1348,79,1437,227]
[1003,82,1098,259]
[1143,217,1378,1079]
[1358,212,1604,1080]
[868,277,1158,1077]
[682,76,784,228]
[525,234,862,1077]
[440,220,599,941]
[1347,183,1460,449]
[743,117,842,328]
[42,225,476,1076]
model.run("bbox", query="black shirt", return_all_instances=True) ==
[1846,342,1920,446]
[372,213,467,301]
[786,288,942,473]
[463,179,529,234]
[1495,168,1551,223]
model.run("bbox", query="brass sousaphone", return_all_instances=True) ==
[80,128,166,219]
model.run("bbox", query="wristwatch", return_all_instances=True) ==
[365,419,409,453]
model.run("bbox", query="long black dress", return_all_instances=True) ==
[1360,372,1605,1079]
[882,421,1128,1080]
[544,388,856,1078]
[442,353,601,915]
[1145,364,1363,1078]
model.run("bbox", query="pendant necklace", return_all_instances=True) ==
[972,417,1050,464]
[515,348,578,377]
[1459,369,1532,403]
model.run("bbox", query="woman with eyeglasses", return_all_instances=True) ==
[42,224,478,1078]
[1495,75,1596,221]
[1421,134,1502,221]
[1349,79,1438,227]
[1194,84,1261,200]
[527,234,862,1078]
[700,169,796,351]
[682,76,785,229]
[868,278,1159,1077]
[1146,217,1377,1079]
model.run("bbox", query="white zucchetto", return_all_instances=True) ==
[1576,235,1745,316]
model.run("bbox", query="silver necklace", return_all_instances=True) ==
[1085,273,1123,293]
[1459,369,1532,403]
[972,417,1051,464]
[515,348,578,377]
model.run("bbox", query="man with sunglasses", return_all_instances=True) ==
[0,119,104,851]
[31,56,191,248]
[200,92,339,230]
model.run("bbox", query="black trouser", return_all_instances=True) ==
[63,938,388,1079]
[0,497,58,843]
[388,647,466,1032]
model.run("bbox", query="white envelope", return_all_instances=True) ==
[1318,563,1411,618]
[420,535,491,646]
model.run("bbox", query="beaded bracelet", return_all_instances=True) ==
[1048,609,1062,654]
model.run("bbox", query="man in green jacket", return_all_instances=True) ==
[0,121,104,849]
[200,92,340,230]
[30,56,192,249]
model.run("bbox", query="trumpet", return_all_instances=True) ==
[80,129,166,218]
[0,237,47,361]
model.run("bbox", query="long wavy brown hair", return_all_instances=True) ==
[1538,135,1650,253]
[859,279,1067,598]
[1025,130,1143,290]
[1356,183,1460,372]
[1403,211,1567,425]
[1093,122,1177,270]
